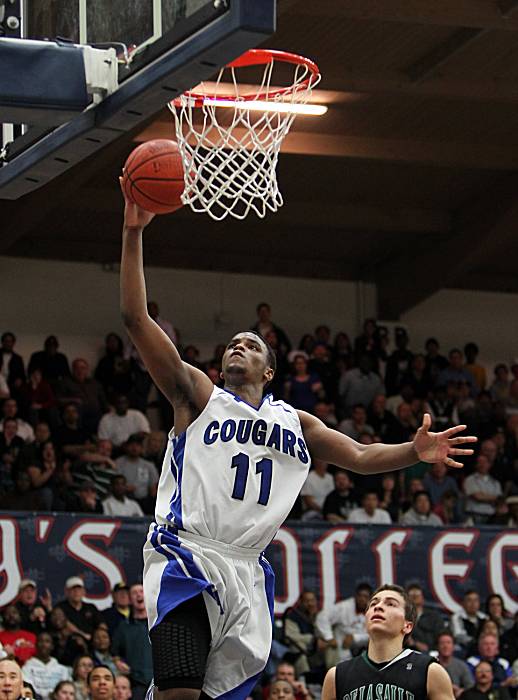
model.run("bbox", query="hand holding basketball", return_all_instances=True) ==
[120,177,155,230]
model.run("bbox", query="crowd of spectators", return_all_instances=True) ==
[1,303,518,524]
[0,577,150,700]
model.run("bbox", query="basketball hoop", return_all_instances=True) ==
[168,49,321,221]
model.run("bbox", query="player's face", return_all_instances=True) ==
[222,333,272,385]
[366,591,412,639]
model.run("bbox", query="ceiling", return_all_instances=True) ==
[3,0,518,318]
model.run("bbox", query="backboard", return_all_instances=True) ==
[0,0,276,199]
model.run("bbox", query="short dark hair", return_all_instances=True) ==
[412,490,431,505]
[370,584,417,627]
[437,630,455,643]
[464,342,479,355]
[256,302,270,314]
[87,665,114,685]
[1,332,15,343]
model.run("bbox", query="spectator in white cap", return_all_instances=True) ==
[0,658,24,700]
[54,578,103,640]
[16,580,52,635]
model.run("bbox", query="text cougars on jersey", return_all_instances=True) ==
[203,419,309,464]
[343,685,414,700]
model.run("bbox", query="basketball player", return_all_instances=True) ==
[119,192,476,700]
[321,584,454,700]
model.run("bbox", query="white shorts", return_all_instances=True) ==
[143,524,275,699]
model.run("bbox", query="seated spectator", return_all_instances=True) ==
[284,355,323,413]
[1,399,34,443]
[270,661,312,700]
[91,627,129,678]
[28,337,70,389]
[56,359,107,434]
[375,473,398,522]
[53,405,93,460]
[316,582,372,666]
[438,349,477,396]
[268,679,295,700]
[401,354,432,400]
[16,580,52,635]
[431,631,474,698]
[283,591,325,680]
[26,441,60,511]
[115,435,158,515]
[405,584,446,652]
[388,402,418,444]
[94,334,133,404]
[505,379,518,416]
[466,634,515,688]
[0,470,44,511]
[97,395,150,449]
[72,656,94,700]
[142,432,166,470]
[354,319,386,374]
[63,480,103,515]
[300,460,334,521]
[367,394,401,443]
[102,584,130,639]
[451,590,488,653]
[385,328,414,397]
[0,332,26,397]
[333,332,353,369]
[322,471,359,524]
[501,611,518,664]
[462,662,512,700]
[464,343,487,393]
[251,302,291,356]
[463,454,502,524]
[22,632,70,700]
[51,680,76,700]
[348,490,391,525]
[0,604,36,665]
[337,405,374,441]
[422,462,459,506]
[19,369,56,429]
[54,578,103,641]
[0,417,25,493]
[87,666,115,700]
[491,365,511,404]
[338,355,384,418]
[433,489,463,525]
[486,595,514,636]
[400,490,443,526]
[309,343,339,405]
[313,402,338,428]
[114,675,132,700]
[426,385,459,431]
[0,657,24,700]
[47,607,89,667]
[70,439,117,501]
[102,475,144,517]
[111,584,152,700]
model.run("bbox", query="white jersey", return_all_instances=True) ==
[155,386,310,549]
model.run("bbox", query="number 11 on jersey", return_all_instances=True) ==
[231,452,273,506]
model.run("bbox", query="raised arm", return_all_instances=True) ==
[298,411,476,475]
[119,184,212,417]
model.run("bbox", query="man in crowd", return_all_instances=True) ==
[114,675,132,700]
[28,336,70,387]
[0,658,24,700]
[273,661,313,700]
[0,604,36,666]
[0,332,25,397]
[0,399,34,443]
[450,590,487,653]
[466,634,516,688]
[463,454,502,524]
[97,395,150,449]
[322,471,359,524]
[337,405,374,441]
[283,590,326,680]
[422,462,460,507]
[111,584,152,700]
[56,358,107,434]
[400,490,443,526]
[432,631,474,698]
[88,665,115,700]
[22,632,70,700]
[103,583,131,638]
[338,355,384,417]
[348,491,391,525]
[16,579,52,634]
[462,662,512,700]
[102,474,144,517]
[404,584,446,652]
[300,460,334,520]
[114,435,158,514]
[316,583,372,666]
[54,577,104,640]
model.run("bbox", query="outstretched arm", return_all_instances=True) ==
[119,184,212,413]
[299,411,476,474]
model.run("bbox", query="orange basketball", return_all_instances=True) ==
[122,139,185,214]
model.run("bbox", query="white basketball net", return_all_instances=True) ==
[168,51,320,221]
